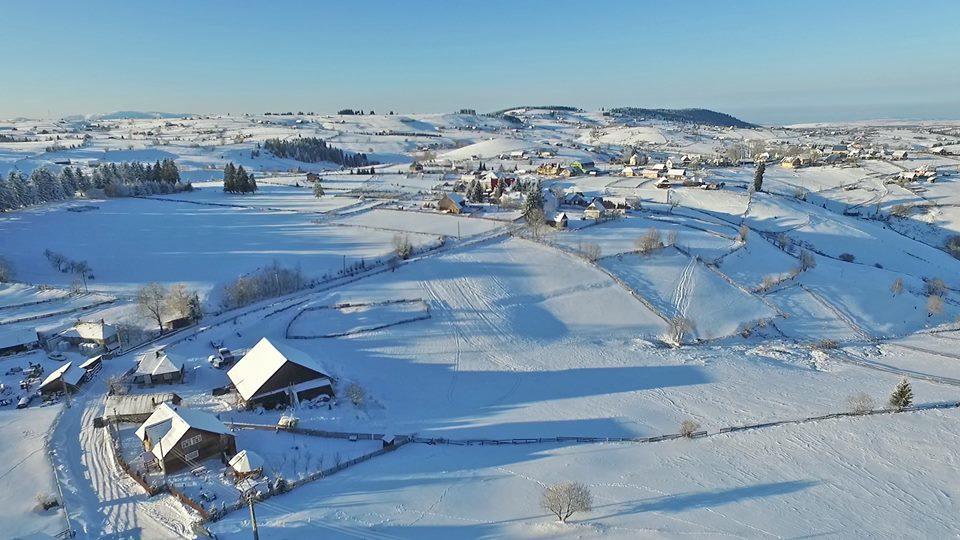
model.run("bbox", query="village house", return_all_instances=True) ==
[105,392,183,422]
[622,166,637,177]
[628,153,648,166]
[227,338,334,409]
[547,212,568,229]
[135,403,236,474]
[438,192,467,214]
[892,150,908,160]
[780,156,802,169]
[666,168,686,180]
[655,177,672,189]
[133,350,185,386]
[582,199,606,220]
[59,320,119,354]
[38,361,85,397]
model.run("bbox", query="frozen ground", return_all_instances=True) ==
[3,112,960,538]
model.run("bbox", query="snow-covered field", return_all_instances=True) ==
[3,110,960,538]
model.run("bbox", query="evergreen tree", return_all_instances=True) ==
[235,165,249,194]
[888,378,913,410]
[0,175,20,210]
[313,179,325,198]
[247,172,257,193]
[521,180,545,221]
[59,167,77,196]
[8,170,29,204]
[753,162,765,193]
[492,179,504,201]
[223,163,236,193]
[31,168,64,202]
[75,169,91,192]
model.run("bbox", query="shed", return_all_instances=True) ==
[104,392,183,422]
[228,450,265,479]
[38,361,85,396]
[133,350,185,385]
[438,193,467,214]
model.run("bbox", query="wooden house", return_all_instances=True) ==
[227,338,334,409]
[135,403,236,474]
[438,193,467,214]
[133,350,185,385]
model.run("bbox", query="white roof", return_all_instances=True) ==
[227,338,330,402]
[586,200,605,210]
[78,355,103,370]
[39,361,85,390]
[0,327,38,349]
[105,392,179,418]
[229,450,265,473]
[667,168,686,177]
[554,212,568,221]
[135,351,183,377]
[135,403,230,461]
[60,321,116,341]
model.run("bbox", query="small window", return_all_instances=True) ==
[181,434,202,448]
[184,450,199,461]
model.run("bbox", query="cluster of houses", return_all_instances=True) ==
[894,166,939,184]
[1,319,121,359]
[100,337,337,476]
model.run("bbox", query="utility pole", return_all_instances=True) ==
[246,491,260,540]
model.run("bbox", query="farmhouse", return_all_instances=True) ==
[135,403,236,474]
[438,192,467,214]
[105,392,183,422]
[227,338,334,409]
[583,200,606,220]
[59,320,119,353]
[780,156,802,169]
[547,212,568,229]
[38,361,85,397]
[666,168,686,179]
[133,350,185,385]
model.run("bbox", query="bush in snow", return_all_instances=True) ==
[679,419,701,438]
[35,492,60,511]
[946,235,960,259]
[927,295,944,317]
[635,228,663,254]
[925,278,947,297]
[847,392,875,415]
[888,378,913,410]
[220,262,305,310]
[667,316,695,346]
[581,242,602,262]
[393,234,413,260]
[838,253,855,262]
[737,225,749,243]
[541,482,593,524]
[345,383,366,407]
[811,338,838,350]
[890,277,904,296]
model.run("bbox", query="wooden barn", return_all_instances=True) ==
[135,403,236,474]
[227,338,334,409]
[105,392,182,423]
[38,361,85,397]
[438,192,467,214]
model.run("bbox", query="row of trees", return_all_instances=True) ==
[0,167,90,211]
[92,160,191,197]
[223,163,258,194]
[220,261,306,310]
[263,137,373,167]
[43,249,93,291]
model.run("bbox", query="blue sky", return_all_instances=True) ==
[3,0,959,124]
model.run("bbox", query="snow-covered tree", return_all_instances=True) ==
[541,482,593,523]
[137,283,168,334]
[888,378,913,410]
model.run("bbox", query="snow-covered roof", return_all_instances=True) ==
[0,327,38,349]
[60,321,116,341]
[135,403,230,461]
[227,338,330,402]
[228,449,264,473]
[105,392,180,418]
[586,200,605,210]
[554,212,568,221]
[78,355,103,370]
[135,351,183,377]
[667,168,686,177]
[39,361,85,390]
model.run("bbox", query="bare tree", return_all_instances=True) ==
[164,283,192,320]
[137,283,167,334]
[665,229,679,247]
[679,419,701,438]
[847,392,874,414]
[526,207,547,239]
[927,295,944,317]
[799,250,817,271]
[70,260,92,292]
[581,242,602,262]
[890,277,904,296]
[667,316,695,346]
[541,482,593,524]
[776,233,791,250]
[738,225,749,243]
[635,228,663,254]
[393,234,413,260]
